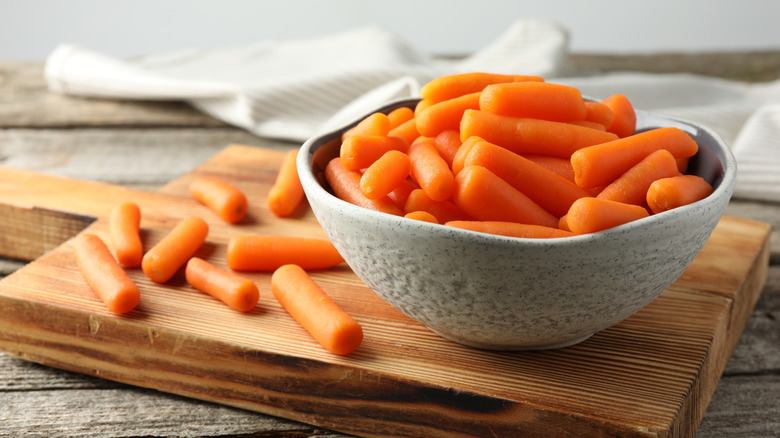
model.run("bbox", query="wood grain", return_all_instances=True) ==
[0,144,770,437]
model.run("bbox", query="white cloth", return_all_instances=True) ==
[44,19,780,203]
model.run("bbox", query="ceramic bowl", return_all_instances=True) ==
[297,98,736,350]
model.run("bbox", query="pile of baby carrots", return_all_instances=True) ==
[72,158,363,356]
[329,72,714,239]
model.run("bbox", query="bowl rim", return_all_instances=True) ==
[298,97,737,247]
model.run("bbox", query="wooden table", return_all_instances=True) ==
[1,54,779,437]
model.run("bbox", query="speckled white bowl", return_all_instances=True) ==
[298,98,736,350]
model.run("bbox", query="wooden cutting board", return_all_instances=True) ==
[0,144,770,438]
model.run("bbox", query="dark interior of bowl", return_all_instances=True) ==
[308,98,729,197]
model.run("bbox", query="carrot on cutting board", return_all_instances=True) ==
[420,72,543,103]
[360,150,411,200]
[142,216,209,284]
[109,201,143,268]
[415,92,481,137]
[600,93,637,138]
[454,165,559,228]
[596,149,680,205]
[227,235,344,271]
[463,140,590,217]
[479,82,587,122]
[646,174,714,214]
[188,176,248,224]
[446,221,574,239]
[339,135,409,171]
[408,138,457,202]
[565,197,650,235]
[571,127,699,189]
[185,257,259,312]
[271,264,363,355]
[459,110,619,158]
[267,149,305,217]
[325,157,404,216]
[72,233,140,314]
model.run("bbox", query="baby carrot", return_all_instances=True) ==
[109,201,143,268]
[403,188,470,223]
[142,216,209,284]
[185,257,259,312]
[479,82,587,122]
[566,197,650,235]
[459,110,619,158]
[454,165,559,228]
[596,149,679,205]
[646,174,714,214]
[446,221,574,239]
[360,150,411,200]
[601,94,636,138]
[584,101,614,128]
[339,134,409,171]
[420,72,544,103]
[571,127,699,188]
[463,141,590,217]
[271,264,363,355]
[227,235,344,271]
[415,91,481,137]
[387,117,420,145]
[451,135,485,175]
[386,178,418,209]
[189,176,248,224]
[387,106,415,128]
[524,154,576,183]
[72,233,140,314]
[433,130,462,167]
[342,112,391,140]
[405,210,440,224]
[567,120,607,131]
[267,149,305,217]
[408,138,457,202]
[325,158,404,216]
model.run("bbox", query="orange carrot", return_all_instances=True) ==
[479,82,587,122]
[271,264,363,355]
[584,101,614,128]
[596,149,679,205]
[403,188,470,223]
[72,233,140,314]
[459,110,619,158]
[387,117,420,145]
[646,174,714,214]
[185,257,259,312]
[142,216,209,283]
[387,106,415,128]
[463,141,590,217]
[227,235,344,271]
[267,149,305,217]
[339,135,409,171]
[446,221,574,239]
[414,98,434,116]
[325,157,404,216]
[571,127,699,188]
[189,176,248,224]
[454,165,559,228]
[676,156,691,174]
[601,94,636,138]
[566,197,650,235]
[415,92,481,137]
[433,130,461,167]
[109,201,143,268]
[558,214,570,231]
[386,178,418,208]
[451,136,485,175]
[342,112,391,140]
[420,72,544,103]
[408,138,457,202]
[567,120,607,131]
[360,150,411,200]
[524,154,576,183]
[404,210,440,223]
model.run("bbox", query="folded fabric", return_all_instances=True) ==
[44,19,780,203]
